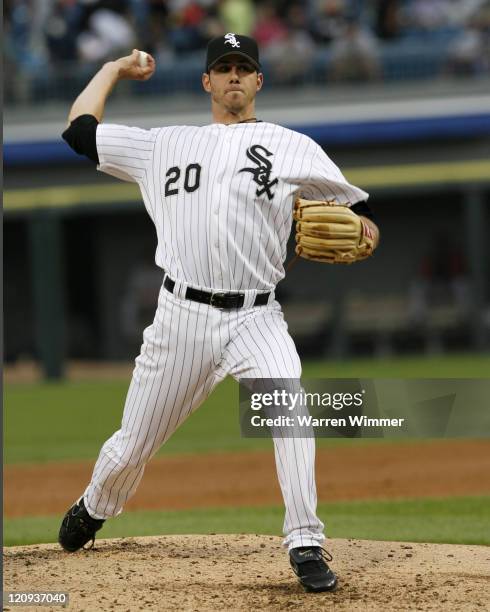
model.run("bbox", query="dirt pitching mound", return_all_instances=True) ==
[4,535,489,611]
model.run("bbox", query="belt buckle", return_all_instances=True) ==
[210,292,229,308]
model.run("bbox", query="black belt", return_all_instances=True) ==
[163,274,271,309]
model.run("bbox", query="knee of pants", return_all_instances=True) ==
[107,440,155,472]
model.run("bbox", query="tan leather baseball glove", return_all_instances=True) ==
[293,198,375,264]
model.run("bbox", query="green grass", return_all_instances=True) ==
[4,355,490,464]
[4,496,489,547]
[304,354,490,378]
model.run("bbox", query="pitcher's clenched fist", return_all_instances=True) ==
[112,48,155,81]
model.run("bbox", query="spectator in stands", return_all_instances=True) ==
[166,1,209,54]
[77,8,135,63]
[407,0,451,32]
[266,3,316,84]
[131,0,172,62]
[439,0,487,28]
[445,26,486,75]
[252,1,289,49]
[219,0,255,36]
[44,1,83,64]
[408,233,470,325]
[329,16,382,82]
[310,0,347,44]
[375,0,402,40]
[5,0,51,69]
[4,0,490,104]
[444,3,490,76]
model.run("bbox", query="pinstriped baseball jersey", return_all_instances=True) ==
[96,121,369,291]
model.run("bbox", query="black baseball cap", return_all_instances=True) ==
[205,33,261,72]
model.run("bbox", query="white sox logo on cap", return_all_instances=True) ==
[206,33,260,71]
[224,33,240,48]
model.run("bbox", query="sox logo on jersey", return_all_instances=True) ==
[83,120,369,550]
[239,144,278,200]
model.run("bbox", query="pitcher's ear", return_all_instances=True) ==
[202,72,211,93]
[256,72,264,91]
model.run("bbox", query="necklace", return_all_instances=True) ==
[222,118,262,126]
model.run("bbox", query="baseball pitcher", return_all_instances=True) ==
[59,33,380,593]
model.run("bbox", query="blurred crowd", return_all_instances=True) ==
[4,0,490,91]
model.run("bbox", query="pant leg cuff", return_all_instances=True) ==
[283,533,326,551]
[82,489,119,521]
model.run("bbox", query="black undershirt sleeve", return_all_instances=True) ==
[62,114,99,164]
[351,200,375,221]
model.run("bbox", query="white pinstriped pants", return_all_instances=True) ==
[84,285,325,550]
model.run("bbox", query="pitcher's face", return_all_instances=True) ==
[202,54,263,114]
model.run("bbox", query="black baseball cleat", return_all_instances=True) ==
[289,546,338,593]
[58,498,105,552]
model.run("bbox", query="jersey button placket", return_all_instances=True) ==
[210,202,222,287]
[212,135,231,286]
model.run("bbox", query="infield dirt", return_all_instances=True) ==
[3,535,490,611]
[4,440,490,517]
